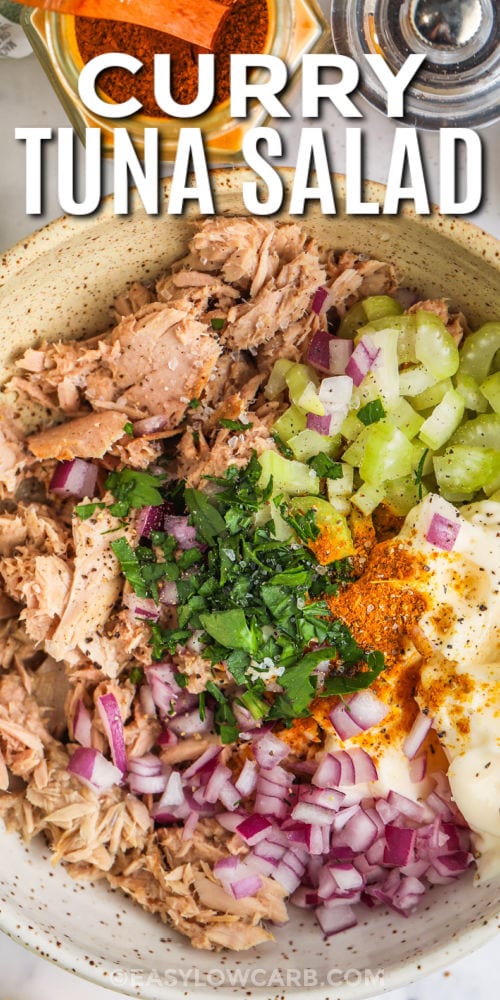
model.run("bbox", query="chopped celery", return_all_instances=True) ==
[350,372,381,409]
[341,410,364,442]
[412,377,453,412]
[286,363,324,415]
[385,397,424,439]
[454,372,489,413]
[355,327,400,404]
[272,405,307,442]
[337,301,367,339]
[418,389,465,450]
[399,365,439,397]
[458,323,500,383]
[288,496,354,563]
[479,372,500,414]
[328,496,351,516]
[259,450,320,495]
[271,500,294,541]
[362,296,403,322]
[288,429,340,462]
[359,420,416,485]
[327,464,354,499]
[351,482,385,516]
[433,446,500,494]
[264,359,295,400]
[483,468,500,498]
[414,311,459,379]
[450,413,500,449]
[342,426,372,468]
[384,476,429,516]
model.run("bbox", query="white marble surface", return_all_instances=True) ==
[0,3,499,997]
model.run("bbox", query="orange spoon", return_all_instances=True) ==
[13,0,237,49]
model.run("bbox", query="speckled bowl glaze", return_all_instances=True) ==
[1,169,499,999]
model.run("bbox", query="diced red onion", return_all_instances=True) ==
[135,504,165,538]
[182,809,199,840]
[387,790,425,823]
[348,747,378,784]
[156,728,178,748]
[409,754,427,782]
[215,810,248,833]
[218,781,241,811]
[168,707,214,737]
[50,458,98,500]
[214,856,240,881]
[312,752,341,789]
[426,512,461,551]
[306,412,333,435]
[159,581,178,606]
[315,903,357,937]
[124,593,160,622]
[274,860,303,894]
[235,759,258,797]
[236,814,273,846]
[252,732,289,769]
[128,771,168,795]
[204,763,232,804]
[403,711,433,760]
[183,745,221,779]
[328,337,354,375]
[133,415,170,436]
[332,808,378,853]
[157,770,185,808]
[311,286,328,314]
[345,336,380,387]
[128,753,164,776]
[329,701,363,740]
[345,690,389,730]
[298,787,344,811]
[96,692,127,774]
[307,330,333,373]
[254,793,288,820]
[291,802,337,826]
[145,663,181,718]
[67,747,122,793]
[230,874,263,899]
[164,515,197,550]
[384,825,416,867]
[73,699,92,747]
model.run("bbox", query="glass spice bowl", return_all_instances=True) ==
[21,0,331,161]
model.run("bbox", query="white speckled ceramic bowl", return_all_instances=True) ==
[1,169,499,999]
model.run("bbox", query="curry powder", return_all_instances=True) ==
[75,0,270,118]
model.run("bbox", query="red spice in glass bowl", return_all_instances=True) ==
[74,0,270,118]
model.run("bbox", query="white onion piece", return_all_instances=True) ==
[50,458,98,499]
[319,375,353,414]
[96,692,127,774]
[67,747,122,793]
[403,711,433,759]
[73,699,93,747]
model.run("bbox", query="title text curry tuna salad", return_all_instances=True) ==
[0,218,500,951]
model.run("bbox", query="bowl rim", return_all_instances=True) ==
[1,168,499,997]
[2,168,500,284]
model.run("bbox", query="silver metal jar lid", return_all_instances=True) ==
[330,0,500,129]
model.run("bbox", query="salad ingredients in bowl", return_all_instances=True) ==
[0,215,499,955]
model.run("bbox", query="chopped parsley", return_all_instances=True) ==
[307,453,343,478]
[188,398,200,409]
[123,421,134,436]
[113,455,386,738]
[414,448,429,500]
[74,501,105,520]
[211,317,225,331]
[357,399,386,426]
[105,468,165,517]
[271,432,294,458]
[219,418,253,432]
[129,666,145,685]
